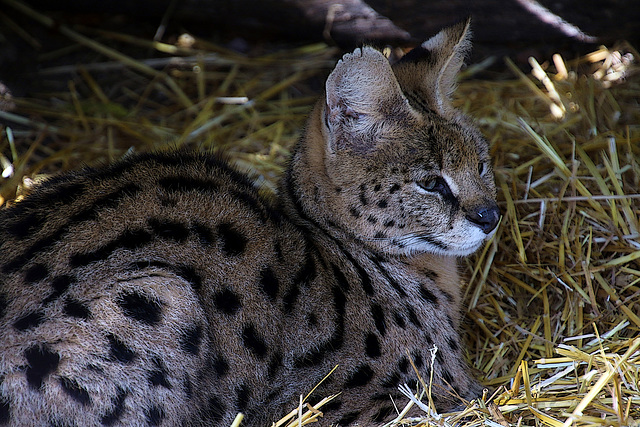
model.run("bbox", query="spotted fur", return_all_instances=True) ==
[0,19,499,426]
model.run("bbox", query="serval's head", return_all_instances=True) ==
[288,19,499,257]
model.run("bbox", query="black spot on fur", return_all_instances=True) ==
[359,184,368,205]
[424,331,434,345]
[383,219,395,228]
[116,291,163,325]
[406,305,421,327]
[334,244,372,295]
[183,376,193,399]
[63,298,91,319]
[148,218,190,242]
[0,393,9,423]
[60,377,91,406]
[337,412,360,426]
[107,334,136,364]
[295,253,317,287]
[0,293,7,320]
[372,406,395,422]
[371,393,395,401]
[442,290,455,303]
[25,345,60,389]
[267,353,281,380]
[332,285,347,325]
[146,405,165,426]
[175,265,202,291]
[374,231,385,239]
[3,185,141,275]
[236,384,250,413]
[149,357,172,389]
[5,181,84,239]
[393,311,406,328]
[230,189,276,224]
[191,222,215,245]
[43,275,73,304]
[349,206,361,218]
[307,312,318,327]
[213,288,242,314]
[259,267,279,300]
[421,269,439,280]
[358,268,373,296]
[418,234,448,251]
[294,285,346,368]
[180,324,202,355]
[366,215,377,224]
[413,351,424,369]
[370,255,407,297]
[40,181,86,207]
[4,211,41,239]
[331,264,350,292]
[101,387,127,425]
[14,311,45,331]
[25,263,48,283]
[265,387,284,406]
[242,324,268,359]
[70,228,153,267]
[381,371,401,388]
[448,336,459,351]
[377,199,388,208]
[389,183,400,193]
[322,399,342,413]
[73,184,141,224]
[274,241,284,261]
[218,223,247,256]
[419,284,439,304]
[2,235,53,274]
[212,355,228,378]
[282,282,300,314]
[203,395,225,423]
[371,304,386,336]
[87,364,104,373]
[345,364,374,388]
[365,333,381,358]
[442,370,454,386]
[293,347,326,369]
[444,316,455,331]
[159,196,177,207]
[398,357,409,373]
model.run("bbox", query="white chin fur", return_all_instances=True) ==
[389,224,494,257]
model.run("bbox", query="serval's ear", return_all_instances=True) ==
[393,18,472,117]
[324,46,414,153]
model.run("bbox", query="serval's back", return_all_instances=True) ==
[0,19,499,426]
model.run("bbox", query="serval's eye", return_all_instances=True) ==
[418,177,449,195]
[478,162,486,176]
[420,177,437,191]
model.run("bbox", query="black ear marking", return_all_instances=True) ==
[396,45,432,65]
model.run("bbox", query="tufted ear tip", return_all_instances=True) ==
[326,46,391,98]
[323,45,414,152]
[391,18,473,116]
[397,18,472,66]
[421,17,472,61]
